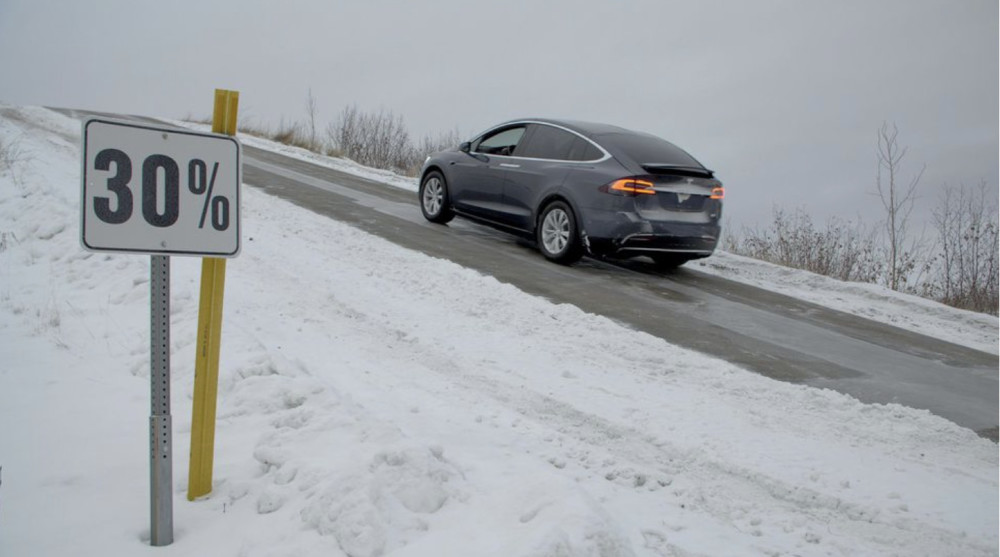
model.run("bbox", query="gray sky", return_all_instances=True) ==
[1,0,997,231]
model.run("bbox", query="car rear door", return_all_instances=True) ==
[500,124,579,230]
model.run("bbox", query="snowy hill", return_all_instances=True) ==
[1,105,997,556]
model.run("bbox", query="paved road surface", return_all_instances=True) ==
[59,109,998,438]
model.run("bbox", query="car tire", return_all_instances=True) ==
[537,201,583,264]
[419,171,454,224]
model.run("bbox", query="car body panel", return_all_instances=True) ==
[447,155,508,221]
[500,159,573,230]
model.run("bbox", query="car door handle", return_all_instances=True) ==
[499,163,521,169]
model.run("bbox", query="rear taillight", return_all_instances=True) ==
[710,186,725,200]
[602,178,656,196]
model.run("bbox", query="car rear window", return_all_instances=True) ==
[599,133,703,168]
[516,125,605,162]
[516,125,577,160]
[567,137,604,161]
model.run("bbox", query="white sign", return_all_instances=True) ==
[81,118,241,257]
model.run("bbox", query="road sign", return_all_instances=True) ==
[81,118,241,257]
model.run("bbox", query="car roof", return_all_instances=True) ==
[493,118,709,174]
[494,118,635,139]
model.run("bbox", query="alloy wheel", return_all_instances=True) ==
[541,207,570,255]
[422,177,443,216]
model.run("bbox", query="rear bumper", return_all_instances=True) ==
[580,210,720,257]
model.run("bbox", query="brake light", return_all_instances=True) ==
[607,179,656,195]
[710,187,725,200]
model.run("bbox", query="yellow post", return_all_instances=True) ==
[188,89,239,501]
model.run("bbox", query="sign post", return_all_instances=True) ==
[81,115,241,546]
[188,89,240,501]
[150,254,172,546]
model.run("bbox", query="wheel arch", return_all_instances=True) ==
[534,192,584,235]
[420,165,447,185]
[535,193,586,264]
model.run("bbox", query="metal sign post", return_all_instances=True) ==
[150,254,173,546]
[80,114,241,547]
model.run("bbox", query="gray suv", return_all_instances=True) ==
[418,119,723,267]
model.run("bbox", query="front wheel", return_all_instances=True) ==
[537,201,583,264]
[419,171,454,224]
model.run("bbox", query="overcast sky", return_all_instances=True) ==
[1,0,996,230]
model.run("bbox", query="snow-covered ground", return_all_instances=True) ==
[1,105,997,557]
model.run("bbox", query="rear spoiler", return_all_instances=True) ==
[642,163,714,179]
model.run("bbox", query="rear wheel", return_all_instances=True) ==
[419,171,454,224]
[537,201,583,264]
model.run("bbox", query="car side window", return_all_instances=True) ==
[566,137,604,162]
[474,127,526,156]
[516,124,579,160]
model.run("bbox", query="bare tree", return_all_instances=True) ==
[930,182,999,314]
[305,88,318,151]
[875,122,924,291]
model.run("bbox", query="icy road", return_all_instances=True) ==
[237,138,998,438]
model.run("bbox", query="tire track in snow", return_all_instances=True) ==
[392,337,994,556]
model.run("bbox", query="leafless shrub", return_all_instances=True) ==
[0,134,31,193]
[327,104,414,172]
[195,98,458,176]
[726,196,997,315]
[402,128,463,175]
[416,128,461,158]
[725,207,885,283]
[0,135,27,172]
[927,182,999,314]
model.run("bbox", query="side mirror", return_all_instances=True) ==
[459,141,471,153]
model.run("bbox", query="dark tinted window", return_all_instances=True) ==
[566,137,604,161]
[599,132,703,168]
[475,127,525,156]
[516,125,578,160]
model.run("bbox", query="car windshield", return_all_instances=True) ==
[600,133,703,168]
